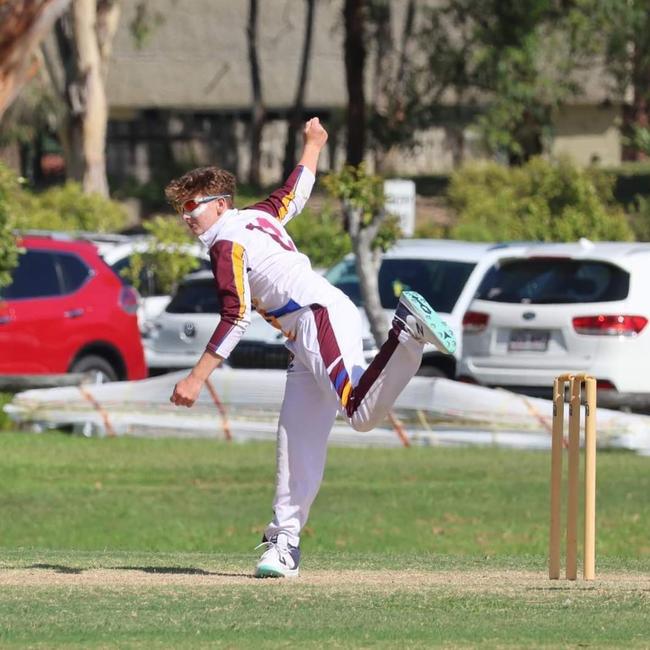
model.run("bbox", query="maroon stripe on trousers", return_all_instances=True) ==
[311,305,354,400]
[311,305,344,375]
[345,325,401,418]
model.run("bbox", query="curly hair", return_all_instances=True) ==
[165,167,236,212]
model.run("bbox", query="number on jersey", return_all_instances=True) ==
[246,217,297,252]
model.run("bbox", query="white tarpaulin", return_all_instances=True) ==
[4,368,650,454]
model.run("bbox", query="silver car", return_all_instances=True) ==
[143,270,288,374]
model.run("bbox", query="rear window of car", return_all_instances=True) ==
[325,257,476,313]
[476,258,630,304]
[0,250,91,299]
[166,279,221,313]
[57,252,92,293]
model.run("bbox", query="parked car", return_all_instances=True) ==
[0,235,147,382]
[145,240,526,377]
[94,236,211,331]
[324,239,527,377]
[459,239,650,408]
[143,270,288,374]
[17,231,212,332]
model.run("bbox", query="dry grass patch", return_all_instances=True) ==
[2,566,649,598]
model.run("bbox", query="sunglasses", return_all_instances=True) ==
[181,194,231,215]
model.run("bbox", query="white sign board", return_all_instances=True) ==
[384,179,416,237]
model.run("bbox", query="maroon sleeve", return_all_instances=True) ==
[245,165,305,220]
[206,240,250,358]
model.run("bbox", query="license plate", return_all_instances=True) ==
[508,329,550,352]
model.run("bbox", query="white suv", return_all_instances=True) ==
[324,239,526,377]
[459,239,650,409]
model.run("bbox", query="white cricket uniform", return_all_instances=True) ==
[199,165,423,546]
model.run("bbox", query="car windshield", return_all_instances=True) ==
[166,279,221,313]
[325,257,475,313]
[476,258,630,304]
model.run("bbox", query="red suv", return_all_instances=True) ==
[0,235,147,381]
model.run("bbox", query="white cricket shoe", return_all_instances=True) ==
[394,290,457,355]
[254,533,301,578]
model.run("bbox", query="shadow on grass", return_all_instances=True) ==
[27,562,252,579]
[113,565,253,578]
[29,563,83,574]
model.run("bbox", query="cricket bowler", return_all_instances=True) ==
[166,117,456,577]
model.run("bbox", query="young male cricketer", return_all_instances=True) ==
[166,117,456,578]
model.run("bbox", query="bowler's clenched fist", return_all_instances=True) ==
[304,117,328,148]
[170,375,203,408]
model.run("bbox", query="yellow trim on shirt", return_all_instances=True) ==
[277,191,295,221]
[232,242,246,319]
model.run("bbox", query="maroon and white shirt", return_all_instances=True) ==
[198,165,344,359]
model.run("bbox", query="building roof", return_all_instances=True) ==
[107,0,348,111]
[106,0,620,114]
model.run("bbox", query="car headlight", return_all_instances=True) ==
[141,321,161,339]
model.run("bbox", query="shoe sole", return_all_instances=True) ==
[255,564,300,578]
[401,290,457,355]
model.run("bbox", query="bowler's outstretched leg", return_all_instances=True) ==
[256,357,338,578]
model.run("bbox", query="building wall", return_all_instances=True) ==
[103,1,624,184]
[106,111,340,187]
[107,105,624,191]
[550,104,621,167]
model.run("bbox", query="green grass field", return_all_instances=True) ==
[1,431,649,648]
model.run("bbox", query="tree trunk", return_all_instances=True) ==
[50,0,119,196]
[510,109,545,165]
[395,0,415,94]
[0,0,71,120]
[74,0,109,195]
[623,21,650,162]
[53,13,84,180]
[353,229,387,345]
[370,0,392,174]
[247,0,265,188]
[72,0,120,196]
[344,0,366,166]
[282,0,316,179]
[372,0,416,173]
[345,204,388,346]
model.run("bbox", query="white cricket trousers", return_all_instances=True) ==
[264,296,423,546]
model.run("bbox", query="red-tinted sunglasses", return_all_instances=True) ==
[182,194,231,215]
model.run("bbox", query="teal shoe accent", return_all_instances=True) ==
[254,564,286,578]
[400,290,457,355]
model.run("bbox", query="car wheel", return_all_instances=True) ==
[417,365,448,378]
[70,355,118,384]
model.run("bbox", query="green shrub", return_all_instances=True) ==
[322,163,401,258]
[121,216,202,294]
[0,393,14,431]
[449,157,634,242]
[0,164,21,287]
[15,182,130,233]
[603,161,650,206]
[414,220,449,239]
[626,195,650,241]
[286,206,351,268]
